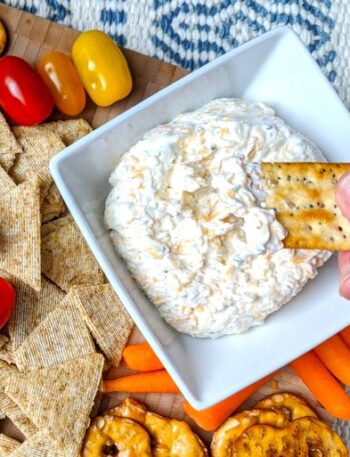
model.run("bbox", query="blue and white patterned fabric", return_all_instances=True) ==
[1,0,350,442]
[1,0,349,106]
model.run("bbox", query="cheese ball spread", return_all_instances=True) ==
[105,99,328,338]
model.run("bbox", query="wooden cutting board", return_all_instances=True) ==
[0,3,332,444]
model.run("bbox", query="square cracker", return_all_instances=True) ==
[15,293,96,371]
[8,276,64,352]
[262,162,350,250]
[0,164,16,197]
[0,360,17,388]
[0,178,41,291]
[5,354,104,457]
[4,433,62,457]
[41,216,104,292]
[41,182,66,223]
[72,285,133,366]
[0,342,16,366]
[10,127,65,198]
[0,112,22,172]
[0,335,9,351]
[0,392,37,437]
[0,433,20,456]
[43,119,92,145]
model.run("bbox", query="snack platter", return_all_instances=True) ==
[0,3,349,455]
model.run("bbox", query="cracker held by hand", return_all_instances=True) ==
[262,162,350,250]
[0,178,41,291]
[41,216,104,292]
[72,284,133,366]
[15,293,95,371]
[4,354,104,457]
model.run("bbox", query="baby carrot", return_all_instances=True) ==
[290,351,350,419]
[340,326,350,348]
[183,374,273,431]
[103,369,180,394]
[123,343,163,372]
[314,335,350,385]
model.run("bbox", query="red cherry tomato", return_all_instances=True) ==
[0,56,54,125]
[0,278,15,329]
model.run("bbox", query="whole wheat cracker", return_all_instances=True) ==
[4,433,62,457]
[41,182,65,223]
[41,119,92,145]
[5,354,104,457]
[10,126,67,223]
[72,284,133,366]
[0,360,17,388]
[0,335,9,351]
[0,178,41,291]
[41,215,74,238]
[0,392,37,438]
[10,127,65,198]
[0,164,16,197]
[0,433,20,456]
[15,293,96,371]
[0,343,16,366]
[41,216,104,292]
[0,112,23,172]
[262,162,350,250]
[8,276,65,352]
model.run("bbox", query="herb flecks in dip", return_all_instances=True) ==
[105,99,328,338]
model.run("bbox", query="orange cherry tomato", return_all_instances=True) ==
[37,51,86,116]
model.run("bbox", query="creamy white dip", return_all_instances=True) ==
[105,98,329,338]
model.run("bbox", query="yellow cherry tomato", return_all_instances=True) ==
[71,30,132,107]
[37,51,86,116]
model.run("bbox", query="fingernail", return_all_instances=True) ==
[340,273,350,298]
[336,172,350,220]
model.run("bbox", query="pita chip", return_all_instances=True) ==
[41,216,104,292]
[0,434,20,456]
[0,164,16,197]
[15,294,95,370]
[0,392,37,437]
[72,285,133,366]
[5,354,104,457]
[0,112,22,172]
[8,276,64,351]
[0,178,41,291]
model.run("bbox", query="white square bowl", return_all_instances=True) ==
[50,26,350,410]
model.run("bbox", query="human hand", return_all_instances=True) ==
[336,172,350,298]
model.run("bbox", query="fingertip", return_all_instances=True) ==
[340,274,350,299]
[336,171,350,221]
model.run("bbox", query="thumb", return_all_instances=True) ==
[339,252,350,299]
[336,171,350,220]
